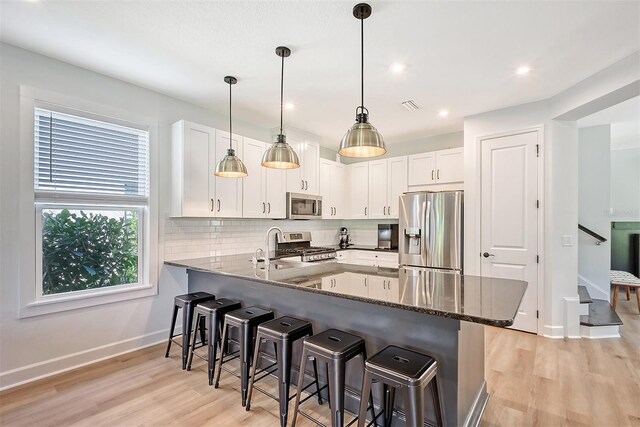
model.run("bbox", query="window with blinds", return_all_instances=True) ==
[34,108,149,198]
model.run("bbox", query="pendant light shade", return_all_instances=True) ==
[338,3,386,158]
[262,46,300,169]
[215,76,248,178]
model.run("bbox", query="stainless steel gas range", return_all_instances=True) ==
[275,231,336,262]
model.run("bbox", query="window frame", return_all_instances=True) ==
[19,86,159,318]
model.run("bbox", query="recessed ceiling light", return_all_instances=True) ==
[438,110,449,118]
[390,63,406,73]
[516,66,531,76]
[284,102,295,110]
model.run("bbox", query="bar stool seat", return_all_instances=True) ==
[165,292,216,370]
[357,345,445,427]
[186,298,242,384]
[246,316,324,427]
[291,329,374,427]
[214,306,275,406]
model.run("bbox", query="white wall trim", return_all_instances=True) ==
[0,328,174,391]
[542,324,564,339]
[577,273,610,300]
[580,325,620,339]
[563,296,581,338]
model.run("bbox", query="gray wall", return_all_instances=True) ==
[578,125,612,300]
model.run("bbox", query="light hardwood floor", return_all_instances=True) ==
[1,296,639,427]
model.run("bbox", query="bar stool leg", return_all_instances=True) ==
[181,303,194,370]
[240,324,253,407]
[383,384,396,427]
[403,386,425,427]
[311,357,323,405]
[165,305,179,357]
[327,358,346,427]
[213,320,229,389]
[276,339,293,427]
[362,349,376,423]
[357,370,373,427]
[186,313,202,371]
[245,331,264,412]
[207,314,218,386]
[431,375,445,427]
[291,347,309,427]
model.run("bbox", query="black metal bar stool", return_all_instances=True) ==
[213,306,275,406]
[291,328,375,427]
[357,345,445,427]
[186,298,242,384]
[245,316,324,427]
[165,292,216,370]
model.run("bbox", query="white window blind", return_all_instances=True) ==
[34,108,149,198]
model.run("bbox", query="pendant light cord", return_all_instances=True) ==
[360,16,364,110]
[280,53,285,136]
[228,80,233,150]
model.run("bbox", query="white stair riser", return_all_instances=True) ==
[580,325,620,339]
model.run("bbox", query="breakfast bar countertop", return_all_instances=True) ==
[165,254,527,327]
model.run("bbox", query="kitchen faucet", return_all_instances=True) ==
[263,226,283,271]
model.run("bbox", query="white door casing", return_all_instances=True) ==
[481,130,539,333]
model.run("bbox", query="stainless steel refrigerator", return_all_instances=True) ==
[399,191,463,272]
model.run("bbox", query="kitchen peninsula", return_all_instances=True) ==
[166,254,527,427]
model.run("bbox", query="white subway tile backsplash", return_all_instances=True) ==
[162,216,398,261]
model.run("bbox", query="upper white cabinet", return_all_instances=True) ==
[285,135,320,195]
[349,162,370,219]
[408,147,463,186]
[320,159,348,219]
[367,156,407,219]
[171,120,242,217]
[242,138,287,219]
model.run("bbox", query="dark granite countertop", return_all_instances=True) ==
[329,244,399,253]
[165,254,527,327]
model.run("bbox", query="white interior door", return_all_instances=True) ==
[481,130,539,333]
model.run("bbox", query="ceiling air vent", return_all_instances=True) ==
[401,100,422,112]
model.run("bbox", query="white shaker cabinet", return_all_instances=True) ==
[320,159,348,219]
[285,137,320,195]
[242,138,287,219]
[171,120,215,217]
[408,148,463,186]
[213,131,244,217]
[368,156,408,219]
[349,162,369,218]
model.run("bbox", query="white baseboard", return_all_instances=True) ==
[0,328,175,391]
[578,274,609,301]
[580,325,620,339]
[542,324,564,339]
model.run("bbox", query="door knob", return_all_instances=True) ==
[483,252,495,258]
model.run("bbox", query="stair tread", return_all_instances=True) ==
[579,299,623,327]
[578,285,593,304]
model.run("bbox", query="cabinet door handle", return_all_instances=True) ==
[210,198,214,212]
[383,206,386,216]
[263,202,266,213]
[365,277,367,287]
[437,169,440,180]
[432,170,434,180]
[388,206,391,215]
[217,199,221,212]
[364,207,367,216]
[268,202,271,214]
[305,180,308,190]
[301,180,304,190]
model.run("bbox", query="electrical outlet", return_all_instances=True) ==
[562,235,573,247]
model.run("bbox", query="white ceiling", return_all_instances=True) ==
[2,1,639,147]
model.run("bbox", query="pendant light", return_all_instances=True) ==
[215,76,248,178]
[262,46,300,169]
[339,3,386,158]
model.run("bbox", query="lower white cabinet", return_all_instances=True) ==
[350,250,399,268]
[367,276,399,302]
[242,138,287,218]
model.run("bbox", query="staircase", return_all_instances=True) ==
[578,285,622,339]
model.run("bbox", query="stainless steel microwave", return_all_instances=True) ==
[286,193,322,220]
